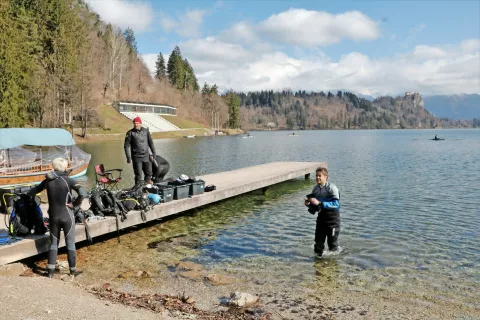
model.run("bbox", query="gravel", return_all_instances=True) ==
[0,276,176,320]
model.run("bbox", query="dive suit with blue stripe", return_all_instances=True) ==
[308,181,341,256]
[29,170,87,277]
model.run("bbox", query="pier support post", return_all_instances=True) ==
[305,173,310,180]
[262,187,268,195]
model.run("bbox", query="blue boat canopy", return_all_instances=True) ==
[0,128,76,149]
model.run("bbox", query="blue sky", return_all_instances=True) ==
[87,0,480,96]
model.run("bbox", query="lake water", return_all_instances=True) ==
[77,129,480,313]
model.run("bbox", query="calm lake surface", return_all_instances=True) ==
[77,129,480,309]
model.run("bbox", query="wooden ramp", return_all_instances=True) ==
[0,161,326,265]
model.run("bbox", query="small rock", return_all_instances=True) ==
[228,292,259,307]
[179,270,203,281]
[102,283,111,289]
[176,261,203,271]
[45,308,52,314]
[135,271,143,278]
[205,273,236,286]
[185,297,195,304]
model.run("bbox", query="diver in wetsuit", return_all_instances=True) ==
[29,158,87,278]
[304,167,341,257]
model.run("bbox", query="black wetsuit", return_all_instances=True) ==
[29,170,87,277]
[308,181,341,256]
[124,127,156,184]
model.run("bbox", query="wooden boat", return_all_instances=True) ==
[0,128,91,187]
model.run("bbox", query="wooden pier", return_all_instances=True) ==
[0,161,326,265]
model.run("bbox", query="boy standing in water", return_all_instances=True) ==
[304,167,341,257]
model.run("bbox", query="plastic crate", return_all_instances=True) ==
[155,185,174,203]
[189,180,205,196]
[172,184,190,200]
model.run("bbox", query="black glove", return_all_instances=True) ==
[127,157,131,164]
[308,204,320,215]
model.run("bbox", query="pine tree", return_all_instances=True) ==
[155,52,166,80]
[0,2,37,127]
[123,27,137,54]
[167,46,185,89]
[225,91,240,128]
[183,59,199,91]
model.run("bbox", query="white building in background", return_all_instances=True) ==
[112,101,180,132]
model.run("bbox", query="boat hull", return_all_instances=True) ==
[0,162,90,188]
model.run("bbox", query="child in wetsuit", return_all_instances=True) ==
[304,167,341,257]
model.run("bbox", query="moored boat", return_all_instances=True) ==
[0,128,91,187]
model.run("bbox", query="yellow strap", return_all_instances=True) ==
[2,193,15,208]
[123,198,140,205]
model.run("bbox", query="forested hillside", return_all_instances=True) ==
[0,0,234,134]
[1,0,472,133]
[237,90,443,130]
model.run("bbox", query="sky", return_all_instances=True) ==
[85,0,480,97]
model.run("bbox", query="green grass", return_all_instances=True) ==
[98,104,133,133]
[162,115,207,129]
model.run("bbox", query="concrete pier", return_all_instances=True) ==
[0,161,326,265]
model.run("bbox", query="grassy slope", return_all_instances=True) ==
[73,105,212,143]
[162,115,207,129]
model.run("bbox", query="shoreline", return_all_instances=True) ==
[2,258,479,320]
[72,126,471,144]
[73,128,245,144]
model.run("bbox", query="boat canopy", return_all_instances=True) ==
[0,128,76,149]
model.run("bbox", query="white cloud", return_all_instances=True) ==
[259,9,380,47]
[143,37,480,96]
[217,9,379,48]
[159,9,207,38]
[85,0,154,33]
[412,45,447,59]
[218,21,259,44]
[461,39,480,53]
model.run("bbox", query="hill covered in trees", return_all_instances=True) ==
[236,90,462,130]
[1,0,473,133]
[0,0,236,135]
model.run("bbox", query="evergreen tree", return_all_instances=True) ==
[123,27,137,54]
[0,2,37,127]
[154,52,166,80]
[167,46,185,90]
[225,91,240,128]
[183,59,199,91]
[201,82,210,95]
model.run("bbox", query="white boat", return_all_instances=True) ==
[183,135,196,138]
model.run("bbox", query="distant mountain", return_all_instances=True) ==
[423,94,480,120]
